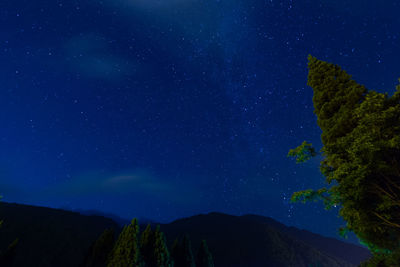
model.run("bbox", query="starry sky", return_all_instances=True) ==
[0,0,399,244]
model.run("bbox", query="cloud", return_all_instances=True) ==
[64,33,138,81]
[105,0,197,10]
[48,170,169,195]
[100,173,174,194]
[42,169,205,207]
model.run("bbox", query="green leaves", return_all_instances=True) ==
[291,189,318,203]
[338,227,349,239]
[290,187,340,210]
[171,235,195,267]
[83,228,115,267]
[287,141,317,163]
[195,240,214,267]
[288,56,400,258]
[107,219,143,267]
[153,225,173,267]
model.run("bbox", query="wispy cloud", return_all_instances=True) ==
[104,0,197,10]
[64,33,139,81]
[49,170,169,195]
[42,169,204,207]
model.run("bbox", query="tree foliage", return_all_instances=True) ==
[140,224,173,267]
[153,225,173,267]
[140,224,156,266]
[0,238,19,267]
[288,56,400,257]
[107,219,144,267]
[0,196,18,267]
[171,235,195,267]
[181,235,195,267]
[171,239,183,267]
[195,240,214,267]
[82,228,115,267]
[288,141,317,164]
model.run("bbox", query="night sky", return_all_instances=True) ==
[1,0,399,244]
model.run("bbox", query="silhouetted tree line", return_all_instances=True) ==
[82,218,214,267]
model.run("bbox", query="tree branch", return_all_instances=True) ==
[372,211,400,229]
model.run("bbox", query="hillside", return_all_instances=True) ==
[0,203,372,266]
[160,212,372,267]
[240,214,371,265]
[0,202,119,267]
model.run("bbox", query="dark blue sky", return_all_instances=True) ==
[0,0,399,244]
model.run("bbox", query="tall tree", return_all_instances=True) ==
[288,56,400,260]
[171,235,195,267]
[107,219,144,267]
[0,196,18,267]
[153,225,173,267]
[181,235,195,267]
[195,240,214,267]
[0,238,19,267]
[82,228,115,267]
[140,224,156,267]
[171,238,183,267]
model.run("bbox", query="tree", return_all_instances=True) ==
[0,196,18,267]
[153,225,173,267]
[360,246,400,267]
[181,235,195,267]
[140,224,156,266]
[107,219,144,267]
[0,238,19,267]
[171,235,195,267]
[171,239,183,267]
[288,56,400,258]
[195,240,214,267]
[82,228,115,267]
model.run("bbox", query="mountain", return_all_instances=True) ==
[59,208,156,227]
[240,214,371,266]
[62,208,132,227]
[0,202,372,266]
[0,202,119,267]
[160,212,372,267]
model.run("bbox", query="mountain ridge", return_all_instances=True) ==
[160,212,371,266]
[0,202,372,266]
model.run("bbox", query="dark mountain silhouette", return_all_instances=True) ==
[0,202,119,267]
[64,208,132,226]
[62,208,155,227]
[0,202,372,266]
[240,214,371,266]
[67,209,160,232]
[160,212,372,267]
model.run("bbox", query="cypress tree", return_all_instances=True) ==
[181,235,195,267]
[107,219,144,267]
[153,225,173,267]
[195,240,213,267]
[140,224,156,267]
[0,196,18,267]
[83,228,115,267]
[0,238,18,267]
[171,238,183,267]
